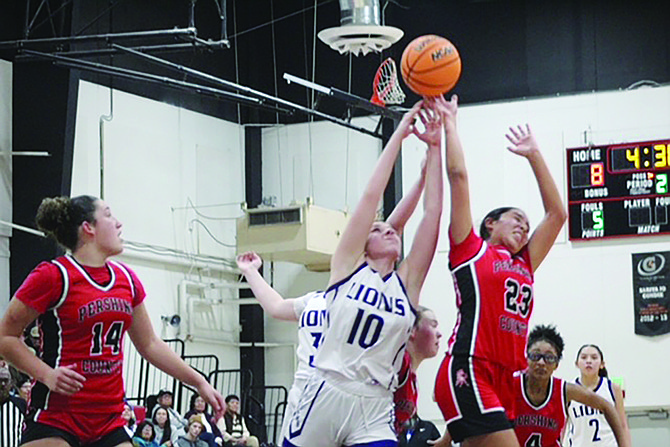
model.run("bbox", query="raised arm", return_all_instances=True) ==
[236,252,298,321]
[398,103,444,306]
[128,303,226,416]
[505,125,567,270]
[0,299,86,396]
[328,100,424,286]
[434,95,473,245]
[612,382,631,445]
[385,156,426,235]
[566,382,631,447]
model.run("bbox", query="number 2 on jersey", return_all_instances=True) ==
[589,418,601,441]
[347,308,384,348]
[90,321,124,355]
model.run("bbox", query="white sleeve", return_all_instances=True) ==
[292,291,320,319]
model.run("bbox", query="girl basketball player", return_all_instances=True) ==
[563,345,631,447]
[0,196,226,447]
[283,100,443,447]
[432,94,567,447]
[511,325,630,447]
[394,306,442,436]
[237,160,429,445]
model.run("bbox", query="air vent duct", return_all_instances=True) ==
[237,203,349,272]
[318,0,403,56]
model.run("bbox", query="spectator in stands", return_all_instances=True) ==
[154,405,179,446]
[123,402,138,438]
[176,414,209,447]
[18,377,31,401]
[217,395,259,447]
[7,376,31,414]
[184,393,224,446]
[0,361,12,405]
[133,420,160,447]
[155,388,187,432]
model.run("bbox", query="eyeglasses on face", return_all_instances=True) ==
[527,351,558,364]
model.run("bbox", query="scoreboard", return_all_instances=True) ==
[567,139,670,240]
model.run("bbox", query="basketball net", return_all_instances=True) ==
[371,58,405,106]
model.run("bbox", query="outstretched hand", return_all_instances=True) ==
[236,251,262,273]
[431,94,458,129]
[413,102,442,147]
[505,124,540,158]
[396,100,424,139]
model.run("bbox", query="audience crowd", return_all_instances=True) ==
[0,366,261,447]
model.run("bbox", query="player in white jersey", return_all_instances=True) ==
[237,154,430,445]
[564,344,630,447]
[235,251,326,443]
[285,100,444,447]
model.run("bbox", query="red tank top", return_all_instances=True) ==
[393,351,417,434]
[15,255,145,415]
[512,373,567,447]
[446,229,534,371]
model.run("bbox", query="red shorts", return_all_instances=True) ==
[28,409,127,445]
[434,354,515,443]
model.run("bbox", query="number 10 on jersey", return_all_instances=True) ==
[347,309,384,348]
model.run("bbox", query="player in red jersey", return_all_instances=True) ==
[0,195,226,447]
[431,95,567,447]
[393,306,442,436]
[511,325,630,447]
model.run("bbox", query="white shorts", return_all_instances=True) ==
[280,376,308,443]
[283,371,397,447]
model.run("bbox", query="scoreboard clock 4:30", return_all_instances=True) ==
[567,139,670,240]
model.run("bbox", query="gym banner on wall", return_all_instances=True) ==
[632,251,670,336]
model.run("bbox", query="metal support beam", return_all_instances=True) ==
[110,44,389,139]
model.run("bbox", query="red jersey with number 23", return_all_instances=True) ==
[512,373,567,447]
[15,254,145,416]
[446,229,534,372]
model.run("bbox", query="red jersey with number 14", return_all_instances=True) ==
[446,229,534,372]
[512,373,567,447]
[15,254,145,416]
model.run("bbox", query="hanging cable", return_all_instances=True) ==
[310,0,319,113]
[271,0,280,125]
[227,0,335,41]
[270,0,284,206]
[231,0,246,206]
[306,0,319,201]
[344,52,353,210]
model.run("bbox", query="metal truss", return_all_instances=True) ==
[1,0,398,139]
[0,0,229,56]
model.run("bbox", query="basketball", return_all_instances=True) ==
[401,35,461,96]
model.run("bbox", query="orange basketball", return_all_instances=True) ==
[401,35,461,96]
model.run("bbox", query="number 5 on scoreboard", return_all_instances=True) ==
[593,210,604,230]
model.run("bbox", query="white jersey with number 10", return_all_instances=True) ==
[314,262,415,392]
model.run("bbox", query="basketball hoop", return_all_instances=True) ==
[371,58,405,106]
